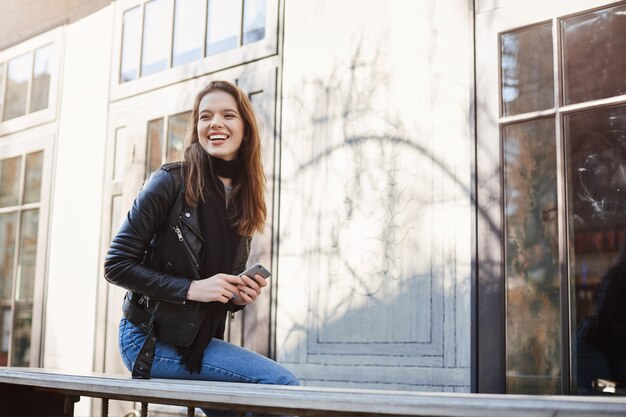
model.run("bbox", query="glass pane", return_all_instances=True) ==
[142,0,171,77]
[23,152,43,204]
[567,104,626,394]
[0,157,22,208]
[172,0,204,67]
[120,6,141,83]
[500,23,554,116]
[243,0,266,45]
[206,0,239,56]
[16,209,38,302]
[503,118,561,394]
[167,112,190,162]
[0,63,4,120]
[4,53,32,121]
[0,213,17,303]
[30,44,52,113]
[113,127,128,181]
[11,302,32,367]
[561,4,626,105]
[146,118,164,177]
[0,307,10,366]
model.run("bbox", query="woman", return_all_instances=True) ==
[105,80,298,415]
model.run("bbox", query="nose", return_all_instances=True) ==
[210,117,223,127]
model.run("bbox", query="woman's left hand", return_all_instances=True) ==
[233,273,267,305]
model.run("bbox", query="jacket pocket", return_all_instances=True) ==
[153,300,204,347]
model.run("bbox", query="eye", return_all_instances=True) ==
[225,113,236,119]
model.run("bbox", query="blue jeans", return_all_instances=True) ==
[119,317,299,416]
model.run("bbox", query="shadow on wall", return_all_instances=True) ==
[273,35,485,390]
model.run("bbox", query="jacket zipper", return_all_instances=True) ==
[140,293,186,306]
[173,225,202,279]
[174,224,235,322]
[179,215,204,242]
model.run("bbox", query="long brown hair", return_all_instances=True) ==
[182,80,266,237]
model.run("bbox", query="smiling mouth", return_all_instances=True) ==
[209,134,228,141]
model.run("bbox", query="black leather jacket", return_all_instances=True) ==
[104,162,250,348]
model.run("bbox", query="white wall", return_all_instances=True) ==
[277,0,473,391]
[43,0,113,389]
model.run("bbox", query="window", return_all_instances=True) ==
[116,0,276,89]
[120,6,141,83]
[1,45,52,122]
[498,2,626,395]
[145,111,190,177]
[173,0,204,66]
[0,152,43,367]
[141,0,170,77]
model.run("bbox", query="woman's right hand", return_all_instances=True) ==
[186,273,244,303]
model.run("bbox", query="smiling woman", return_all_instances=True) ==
[197,90,245,162]
[104,80,297,417]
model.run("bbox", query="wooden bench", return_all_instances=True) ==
[3,367,626,417]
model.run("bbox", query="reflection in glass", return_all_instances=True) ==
[142,0,170,76]
[0,157,22,208]
[567,104,626,394]
[561,4,626,105]
[120,6,141,82]
[504,118,561,394]
[11,303,32,367]
[206,0,239,56]
[23,152,43,204]
[146,118,164,177]
[0,213,17,303]
[16,210,38,302]
[0,308,10,366]
[167,112,190,162]
[113,127,127,181]
[30,44,52,113]
[500,23,554,116]
[173,0,204,67]
[4,53,32,121]
[243,0,266,45]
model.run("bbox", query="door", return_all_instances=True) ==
[476,0,626,394]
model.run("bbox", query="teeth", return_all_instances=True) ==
[209,134,228,141]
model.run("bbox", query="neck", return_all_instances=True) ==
[219,176,232,187]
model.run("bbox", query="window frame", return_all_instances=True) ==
[0,28,62,137]
[0,125,54,367]
[110,0,279,102]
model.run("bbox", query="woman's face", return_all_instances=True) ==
[197,90,244,161]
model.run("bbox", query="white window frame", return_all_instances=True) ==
[110,0,279,101]
[0,124,54,367]
[0,28,62,137]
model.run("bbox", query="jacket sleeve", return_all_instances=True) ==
[104,169,191,303]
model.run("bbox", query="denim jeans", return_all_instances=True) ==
[119,317,299,417]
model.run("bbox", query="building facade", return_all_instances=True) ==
[0,0,624,414]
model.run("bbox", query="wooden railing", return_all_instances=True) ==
[2,367,626,416]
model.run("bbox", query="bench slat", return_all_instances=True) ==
[2,368,626,417]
